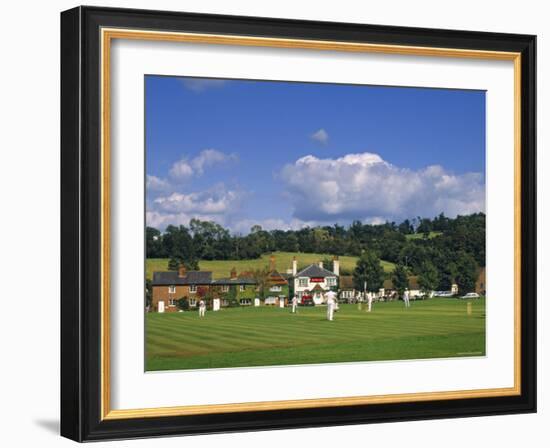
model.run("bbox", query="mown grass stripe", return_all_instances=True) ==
[146,298,486,371]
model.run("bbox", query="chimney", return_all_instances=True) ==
[292,256,297,276]
[178,264,186,278]
[269,255,276,272]
[318,261,324,269]
[333,256,340,276]
[230,267,237,280]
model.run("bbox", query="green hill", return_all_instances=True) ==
[146,251,395,280]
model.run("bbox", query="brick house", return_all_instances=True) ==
[211,268,257,307]
[263,256,290,306]
[151,265,212,312]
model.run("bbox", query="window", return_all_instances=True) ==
[189,285,197,293]
[221,285,229,293]
[298,278,308,287]
[168,285,176,294]
[270,285,282,292]
[169,299,176,306]
[189,299,197,307]
[326,277,336,287]
[239,285,245,292]
[240,298,252,306]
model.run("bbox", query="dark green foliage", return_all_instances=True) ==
[251,267,270,300]
[322,257,334,273]
[146,227,166,258]
[392,263,409,297]
[455,251,479,294]
[146,214,485,289]
[163,225,199,271]
[353,251,385,292]
[176,298,189,311]
[168,257,199,271]
[145,278,152,308]
[418,261,440,294]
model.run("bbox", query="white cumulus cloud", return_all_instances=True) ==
[311,128,329,145]
[280,152,485,223]
[146,174,170,191]
[169,160,194,180]
[153,185,242,215]
[147,184,245,230]
[191,149,237,175]
[169,149,237,180]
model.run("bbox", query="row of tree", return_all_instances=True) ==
[352,249,479,295]
[147,213,485,292]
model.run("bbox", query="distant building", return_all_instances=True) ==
[212,268,257,306]
[263,256,290,306]
[292,258,339,305]
[151,255,347,312]
[339,275,357,301]
[151,265,212,312]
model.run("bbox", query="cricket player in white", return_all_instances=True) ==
[198,299,206,317]
[367,292,373,312]
[325,290,337,321]
[403,289,411,308]
[291,295,298,314]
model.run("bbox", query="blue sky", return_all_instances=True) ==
[145,76,486,233]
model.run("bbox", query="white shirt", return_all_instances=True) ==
[326,291,337,306]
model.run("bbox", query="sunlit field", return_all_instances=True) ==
[146,297,485,371]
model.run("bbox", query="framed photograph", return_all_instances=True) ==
[61,6,536,442]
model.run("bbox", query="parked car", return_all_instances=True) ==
[300,296,314,306]
[459,292,480,299]
[434,291,453,297]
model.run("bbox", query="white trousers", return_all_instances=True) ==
[327,305,334,321]
[292,304,297,313]
[199,307,206,317]
[367,298,372,312]
[404,297,410,307]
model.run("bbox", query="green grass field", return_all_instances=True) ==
[145,297,485,371]
[146,251,396,280]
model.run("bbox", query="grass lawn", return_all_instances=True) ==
[146,251,396,280]
[145,297,485,371]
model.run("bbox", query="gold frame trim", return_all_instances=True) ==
[100,28,522,421]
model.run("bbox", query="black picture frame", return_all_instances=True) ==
[61,5,536,442]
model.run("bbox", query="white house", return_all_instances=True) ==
[292,258,339,305]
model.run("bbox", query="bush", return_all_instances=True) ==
[227,298,239,308]
[176,297,189,311]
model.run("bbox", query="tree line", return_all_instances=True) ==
[147,213,485,292]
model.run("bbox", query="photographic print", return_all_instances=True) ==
[61,9,536,439]
[61,8,539,439]
[145,76,487,372]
